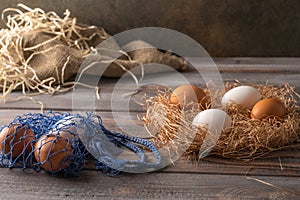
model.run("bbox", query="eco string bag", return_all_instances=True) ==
[0,4,187,100]
[0,111,162,176]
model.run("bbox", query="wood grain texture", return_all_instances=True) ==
[2,1,300,57]
[0,58,299,199]
[0,59,299,111]
[0,169,299,200]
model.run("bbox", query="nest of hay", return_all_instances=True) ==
[143,83,300,160]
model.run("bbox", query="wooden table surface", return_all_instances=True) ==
[0,58,299,200]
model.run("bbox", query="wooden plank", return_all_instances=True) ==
[0,169,299,199]
[166,151,300,177]
[214,57,300,66]
[0,58,299,199]
[82,153,300,177]
[188,57,300,72]
[0,70,299,111]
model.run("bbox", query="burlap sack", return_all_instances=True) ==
[20,26,187,84]
[0,5,188,93]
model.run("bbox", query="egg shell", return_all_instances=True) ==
[34,135,72,172]
[251,98,286,120]
[0,124,35,157]
[222,86,262,108]
[192,109,232,134]
[170,85,209,109]
[49,116,80,140]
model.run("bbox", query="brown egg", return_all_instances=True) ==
[251,98,286,120]
[0,124,35,157]
[170,85,209,109]
[34,135,72,172]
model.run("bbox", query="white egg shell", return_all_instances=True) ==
[192,109,232,133]
[222,86,262,108]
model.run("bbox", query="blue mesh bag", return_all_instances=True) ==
[0,111,161,176]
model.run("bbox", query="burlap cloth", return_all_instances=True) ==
[0,5,187,93]
[20,26,187,86]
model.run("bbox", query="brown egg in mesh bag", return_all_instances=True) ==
[143,83,300,160]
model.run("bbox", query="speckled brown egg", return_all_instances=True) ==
[0,124,35,157]
[170,85,209,109]
[34,135,72,172]
[251,98,286,120]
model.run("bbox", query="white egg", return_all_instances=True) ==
[192,109,232,134]
[222,86,262,108]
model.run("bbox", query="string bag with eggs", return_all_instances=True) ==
[0,111,162,176]
[144,83,300,160]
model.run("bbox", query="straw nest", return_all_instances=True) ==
[143,83,300,160]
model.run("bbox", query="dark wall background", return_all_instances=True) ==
[0,0,299,57]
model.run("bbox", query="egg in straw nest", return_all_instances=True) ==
[143,82,300,160]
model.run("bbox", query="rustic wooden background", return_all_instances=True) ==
[0,58,299,199]
[0,1,299,199]
[0,0,300,57]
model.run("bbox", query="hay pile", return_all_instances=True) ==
[144,83,300,160]
[0,4,187,101]
[0,4,106,97]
